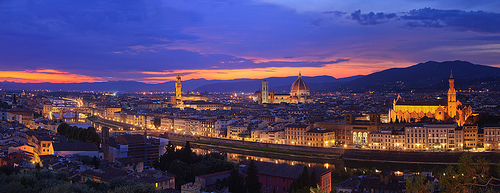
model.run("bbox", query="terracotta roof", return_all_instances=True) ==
[285,124,310,129]
[395,100,447,106]
[116,157,144,164]
[196,170,231,186]
[291,73,309,92]
[52,142,98,152]
[336,176,361,189]
[115,134,144,144]
[240,161,302,179]
[82,168,129,182]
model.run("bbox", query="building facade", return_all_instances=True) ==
[254,73,313,104]
[484,125,500,150]
[390,72,472,126]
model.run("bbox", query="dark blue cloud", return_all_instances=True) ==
[323,11,347,17]
[0,0,499,82]
[348,8,500,33]
[0,0,200,39]
[0,0,202,77]
[402,8,500,33]
[458,36,500,41]
[349,10,397,25]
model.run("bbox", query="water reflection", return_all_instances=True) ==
[185,146,446,174]
[190,147,332,169]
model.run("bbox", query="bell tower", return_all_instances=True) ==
[262,80,269,104]
[448,71,457,118]
[175,75,182,98]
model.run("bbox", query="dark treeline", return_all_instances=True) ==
[56,123,101,147]
[407,153,500,193]
[0,165,159,193]
[154,141,235,190]
[0,101,11,109]
[154,141,262,192]
[288,166,318,193]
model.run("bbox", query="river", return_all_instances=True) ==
[188,146,446,175]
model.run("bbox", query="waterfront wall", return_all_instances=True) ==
[198,136,345,156]
[342,149,500,164]
[164,132,500,164]
[161,132,198,142]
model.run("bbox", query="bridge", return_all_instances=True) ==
[89,117,166,137]
[43,104,94,122]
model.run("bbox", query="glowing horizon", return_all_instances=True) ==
[1,1,499,84]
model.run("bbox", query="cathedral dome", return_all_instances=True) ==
[253,89,262,97]
[290,72,309,95]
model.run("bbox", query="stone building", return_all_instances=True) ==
[254,72,313,104]
[390,72,472,126]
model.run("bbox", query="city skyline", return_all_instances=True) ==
[1,0,500,83]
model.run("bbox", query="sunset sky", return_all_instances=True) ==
[1,0,499,83]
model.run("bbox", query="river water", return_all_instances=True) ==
[189,146,446,174]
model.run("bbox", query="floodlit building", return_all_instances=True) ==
[254,72,313,104]
[484,124,500,150]
[170,75,208,105]
[390,72,472,126]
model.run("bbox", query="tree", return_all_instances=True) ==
[300,167,310,188]
[245,160,261,193]
[109,183,158,193]
[153,118,161,129]
[85,127,101,147]
[310,169,317,187]
[0,101,11,109]
[91,156,100,169]
[289,166,315,193]
[181,141,193,164]
[109,177,130,190]
[439,153,499,193]
[154,141,179,171]
[228,168,244,193]
[406,174,433,193]
[57,123,71,136]
[166,141,175,152]
[168,160,192,190]
[309,184,326,193]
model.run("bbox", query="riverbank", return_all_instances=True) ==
[170,139,340,164]
[166,132,500,164]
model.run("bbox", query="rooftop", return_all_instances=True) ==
[52,142,98,152]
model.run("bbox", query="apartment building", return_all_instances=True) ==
[463,124,478,148]
[484,124,500,151]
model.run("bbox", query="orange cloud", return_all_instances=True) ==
[141,58,414,83]
[0,69,105,83]
[34,69,68,74]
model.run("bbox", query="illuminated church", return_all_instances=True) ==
[253,72,313,104]
[389,72,472,126]
[170,75,207,105]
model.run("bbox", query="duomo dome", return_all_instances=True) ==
[290,72,310,96]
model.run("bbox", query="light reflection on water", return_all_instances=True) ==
[179,146,445,174]
[190,147,332,170]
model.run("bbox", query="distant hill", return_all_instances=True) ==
[0,80,209,93]
[336,60,500,92]
[192,75,351,93]
[0,60,497,93]
[0,75,361,93]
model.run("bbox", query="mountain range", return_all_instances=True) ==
[0,60,498,93]
[336,60,500,92]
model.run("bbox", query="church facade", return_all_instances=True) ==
[254,72,313,104]
[389,72,472,126]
